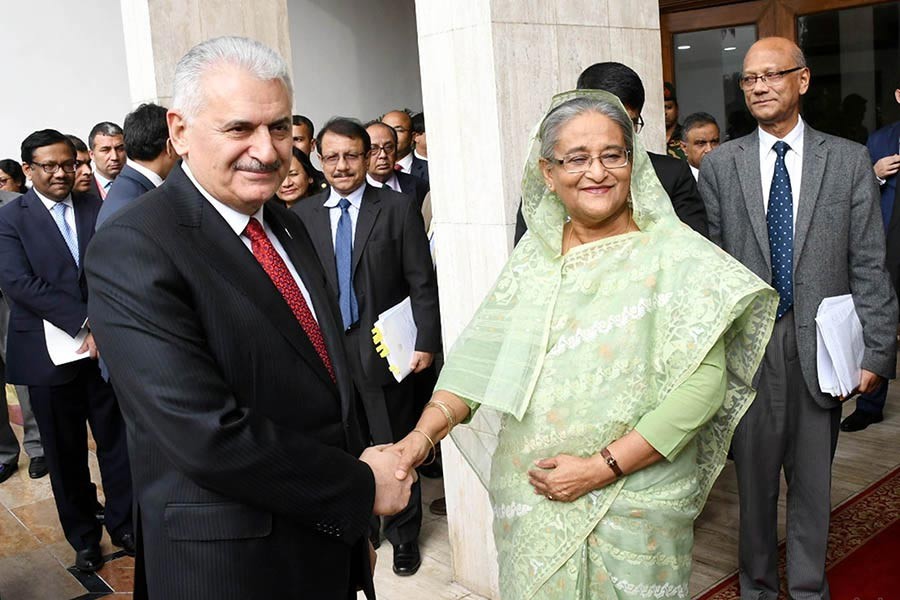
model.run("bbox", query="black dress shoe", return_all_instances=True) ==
[840,409,883,432]
[75,544,104,572]
[392,541,421,576]
[0,460,17,484]
[429,497,447,516]
[28,457,48,479]
[112,532,136,556]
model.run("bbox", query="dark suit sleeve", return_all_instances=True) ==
[697,157,723,248]
[0,215,87,335]
[85,223,376,543]
[846,147,899,378]
[667,160,709,238]
[400,199,441,351]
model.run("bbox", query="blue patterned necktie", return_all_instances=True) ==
[335,198,358,329]
[50,202,80,267]
[767,141,793,319]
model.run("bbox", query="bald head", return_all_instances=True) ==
[741,36,810,136]
[382,110,413,159]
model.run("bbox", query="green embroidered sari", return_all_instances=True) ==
[437,91,777,599]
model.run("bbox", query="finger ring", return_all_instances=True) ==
[546,494,553,500]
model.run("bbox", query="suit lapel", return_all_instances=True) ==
[352,185,381,277]
[23,191,79,271]
[306,201,339,295]
[72,194,95,275]
[794,127,827,262]
[736,134,771,271]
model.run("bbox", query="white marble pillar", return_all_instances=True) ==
[118,0,293,108]
[415,1,664,597]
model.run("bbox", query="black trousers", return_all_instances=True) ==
[29,363,133,551]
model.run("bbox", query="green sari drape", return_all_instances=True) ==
[437,91,777,599]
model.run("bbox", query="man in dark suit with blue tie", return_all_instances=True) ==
[0,130,134,572]
[97,103,178,227]
[842,85,900,432]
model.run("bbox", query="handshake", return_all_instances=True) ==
[359,430,435,516]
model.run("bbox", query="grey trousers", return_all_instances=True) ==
[732,311,840,600]
[1,363,44,463]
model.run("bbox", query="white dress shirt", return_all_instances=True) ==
[690,164,700,182]
[36,190,77,236]
[323,183,365,247]
[181,162,317,322]
[395,153,413,174]
[759,117,804,224]
[126,159,164,188]
[94,172,114,191]
[366,172,400,192]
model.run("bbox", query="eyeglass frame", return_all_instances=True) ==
[319,151,370,167]
[548,148,633,174]
[370,142,397,156]
[29,160,77,174]
[739,66,805,90]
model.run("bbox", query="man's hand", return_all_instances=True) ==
[527,454,609,503]
[360,444,415,516]
[856,369,884,396]
[409,351,433,373]
[76,332,99,360]
[390,430,434,481]
[873,155,900,180]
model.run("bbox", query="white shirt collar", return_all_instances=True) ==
[94,171,114,190]
[396,153,413,172]
[324,182,366,209]
[366,172,400,191]
[758,117,805,156]
[413,150,427,162]
[34,188,73,211]
[126,159,164,188]
[181,162,262,236]
[689,164,700,182]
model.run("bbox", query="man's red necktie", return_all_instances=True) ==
[243,217,335,381]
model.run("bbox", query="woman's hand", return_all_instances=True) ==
[527,454,610,502]
[391,430,435,481]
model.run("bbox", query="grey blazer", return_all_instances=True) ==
[699,124,897,408]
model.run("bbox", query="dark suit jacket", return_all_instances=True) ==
[699,125,897,408]
[396,171,429,209]
[514,150,708,244]
[84,166,377,600]
[96,163,156,227]
[411,155,429,182]
[0,190,99,386]
[871,122,900,293]
[294,184,441,388]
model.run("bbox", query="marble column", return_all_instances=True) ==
[415,1,664,596]
[118,0,293,107]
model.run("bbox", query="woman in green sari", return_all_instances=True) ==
[393,90,777,599]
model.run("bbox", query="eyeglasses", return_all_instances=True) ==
[739,66,804,89]
[30,160,77,174]
[550,149,632,174]
[320,152,367,167]
[631,116,644,133]
[371,143,396,155]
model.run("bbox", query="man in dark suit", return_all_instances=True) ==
[699,38,897,599]
[85,37,412,600]
[87,122,126,200]
[97,103,177,227]
[365,121,429,210]
[292,114,328,193]
[515,62,708,244]
[382,110,429,182]
[294,118,440,577]
[843,85,900,432]
[0,130,134,572]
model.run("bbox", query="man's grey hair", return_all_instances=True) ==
[88,122,124,149]
[539,96,634,161]
[172,36,293,121]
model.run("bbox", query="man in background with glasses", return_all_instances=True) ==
[0,129,134,572]
[365,121,429,211]
[679,112,721,181]
[382,109,429,183]
[699,37,896,599]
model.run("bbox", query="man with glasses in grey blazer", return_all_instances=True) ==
[699,37,897,599]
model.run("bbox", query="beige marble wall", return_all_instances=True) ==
[119,0,292,107]
[415,1,663,597]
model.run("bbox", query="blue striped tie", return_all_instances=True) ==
[767,141,793,319]
[335,198,358,329]
[50,202,79,267]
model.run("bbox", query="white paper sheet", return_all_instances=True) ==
[815,295,864,397]
[43,321,89,366]
[371,297,417,383]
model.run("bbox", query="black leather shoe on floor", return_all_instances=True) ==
[840,409,883,432]
[75,545,104,572]
[392,541,421,576]
[112,532,136,556]
[0,460,17,484]
[28,457,48,479]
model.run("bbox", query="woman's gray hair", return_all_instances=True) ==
[172,36,293,122]
[539,96,634,161]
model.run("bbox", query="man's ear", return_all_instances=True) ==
[167,110,189,157]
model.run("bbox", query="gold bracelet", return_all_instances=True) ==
[411,428,437,466]
[425,399,457,431]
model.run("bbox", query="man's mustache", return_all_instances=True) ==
[234,159,282,173]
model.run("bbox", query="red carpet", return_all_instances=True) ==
[697,465,900,600]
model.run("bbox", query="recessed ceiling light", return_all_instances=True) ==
[677,45,692,50]
[724,46,737,51]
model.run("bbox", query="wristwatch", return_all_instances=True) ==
[600,447,623,479]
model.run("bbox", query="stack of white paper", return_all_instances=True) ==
[371,297,417,383]
[43,320,90,366]
[816,294,864,397]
